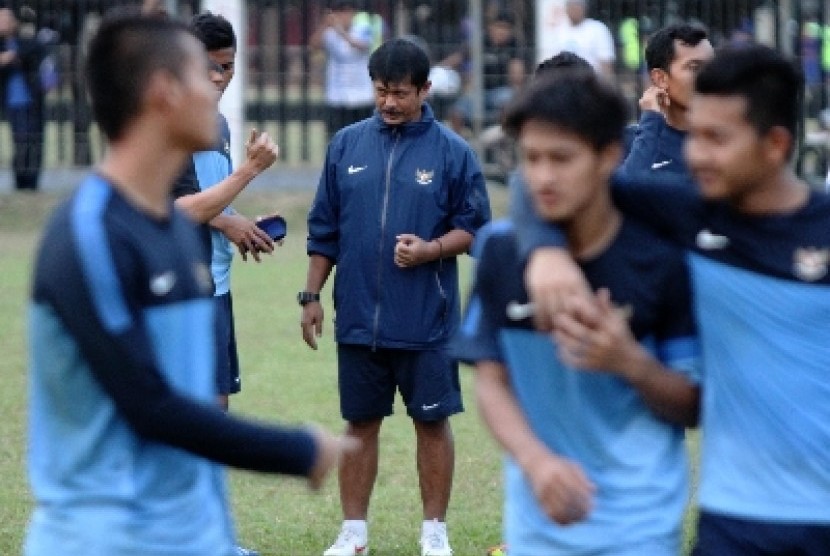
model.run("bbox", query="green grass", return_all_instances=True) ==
[0,184,698,555]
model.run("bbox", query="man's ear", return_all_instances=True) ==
[420,80,432,98]
[144,69,181,113]
[650,68,669,90]
[599,141,623,177]
[762,126,795,165]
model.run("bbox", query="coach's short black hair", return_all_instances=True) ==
[535,51,592,78]
[645,23,709,72]
[191,11,236,51]
[85,9,195,141]
[503,70,628,152]
[368,38,430,89]
[695,44,802,146]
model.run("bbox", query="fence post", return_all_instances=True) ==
[202,0,246,170]
[468,0,484,142]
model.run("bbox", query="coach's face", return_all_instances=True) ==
[520,119,619,223]
[373,77,431,125]
[685,94,788,204]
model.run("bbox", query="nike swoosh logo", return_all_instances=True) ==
[696,229,730,250]
[348,165,367,174]
[150,271,176,296]
[651,160,672,169]
[421,403,441,411]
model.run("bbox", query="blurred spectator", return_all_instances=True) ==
[800,8,824,119]
[309,0,380,141]
[539,0,615,80]
[0,6,45,191]
[729,18,755,46]
[444,10,527,136]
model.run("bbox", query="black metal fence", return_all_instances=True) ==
[0,0,826,171]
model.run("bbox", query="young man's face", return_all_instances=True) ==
[373,78,430,125]
[653,39,714,110]
[206,47,235,96]
[519,119,619,222]
[168,36,220,152]
[684,94,774,201]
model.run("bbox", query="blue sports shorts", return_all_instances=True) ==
[693,511,830,556]
[214,292,241,395]
[336,344,463,422]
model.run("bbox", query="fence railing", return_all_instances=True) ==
[1,0,825,176]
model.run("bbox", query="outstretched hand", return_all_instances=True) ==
[306,426,360,491]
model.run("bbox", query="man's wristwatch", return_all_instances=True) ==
[297,291,321,306]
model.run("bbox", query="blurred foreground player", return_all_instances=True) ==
[451,71,701,556]
[25,11,354,556]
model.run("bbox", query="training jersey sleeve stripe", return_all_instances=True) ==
[70,176,132,334]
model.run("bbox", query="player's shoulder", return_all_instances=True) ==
[802,188,830,222]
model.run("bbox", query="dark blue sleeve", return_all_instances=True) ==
[307,141,341,261]
[33,204,317,476]
[447,141,491,235]
[510,165,702,256]
[171,157,200,199]
[449,227,508,364]
[617,111,664,177]
[610,170,703,244]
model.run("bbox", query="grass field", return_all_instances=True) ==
[0,183,698,555]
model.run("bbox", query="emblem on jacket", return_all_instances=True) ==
[416,168,434,185]
[793,247,829,281]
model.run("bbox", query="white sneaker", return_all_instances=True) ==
[420,521,453,556]
[323,526,369,556]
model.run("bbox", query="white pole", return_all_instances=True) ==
[536,0,566,63]
[469,0,484,139]
[201,0,246,170]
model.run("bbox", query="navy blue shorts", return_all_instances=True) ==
[214,292,241,395]
[336,344,463,422]
[693,511,830,556]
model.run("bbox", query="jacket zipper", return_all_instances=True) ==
[372,128,400,349]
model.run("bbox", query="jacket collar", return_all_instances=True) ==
[371,103,435,135]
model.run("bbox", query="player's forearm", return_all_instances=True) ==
[174,164,259,223]
[475,361,553,470]
[433,228,474,259]
[617,344,700,427]
[305,253,334,293]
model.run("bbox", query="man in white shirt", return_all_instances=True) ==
[310,0,378,140]
[540,0,615,79]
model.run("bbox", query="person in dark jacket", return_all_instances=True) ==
[300,37,491,556]
[0,6,45,191]
[617,23,713,180]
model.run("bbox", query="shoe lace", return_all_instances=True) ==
[422,529,451,553]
